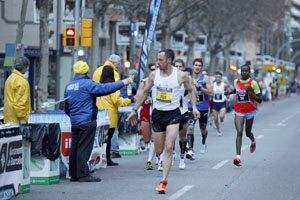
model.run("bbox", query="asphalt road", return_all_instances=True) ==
[18,95,300,200]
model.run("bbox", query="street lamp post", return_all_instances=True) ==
[130,22,137,70]
[72,0,81,64]
[55,0,61,107]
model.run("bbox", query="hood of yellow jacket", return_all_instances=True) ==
[102,60,118,72]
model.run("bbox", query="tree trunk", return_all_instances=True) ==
[37,0,50,111]
[186,39,195,68]
[91,0,111,73]
[208,51,218,75]
[161,26,170,49]
[223,48,230,78]
[14,0,29,58]
[129,21,136,69]
[185,19,196,68]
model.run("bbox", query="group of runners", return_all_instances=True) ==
[126,49,262,194]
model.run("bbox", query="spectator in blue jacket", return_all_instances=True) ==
[64,60,133,182]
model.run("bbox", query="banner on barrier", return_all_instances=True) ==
[0,135,23,199]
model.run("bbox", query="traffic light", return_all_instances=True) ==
[80,18,92,47]
[63,27,77,47]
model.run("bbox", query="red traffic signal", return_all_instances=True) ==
[66,28,75,37]
[63,27,77,47]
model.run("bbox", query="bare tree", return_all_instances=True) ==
[195,0,285,75]
[88,0,113,73]
[183,1,206,67]
[14,0,29,58]
[249,0,286,58]
[157,0,204,49]
[36,0,51,111]
[120,0,148,69]
[198,0,252,74]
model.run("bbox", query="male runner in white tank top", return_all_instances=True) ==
[174,59,192,170]
[127,49,199,194]
[212,71,230,135]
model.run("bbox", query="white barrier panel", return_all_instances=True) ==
[0,135,23,199]
[30,155,59,185]
[118,107,138,155]
[21,140,31,193]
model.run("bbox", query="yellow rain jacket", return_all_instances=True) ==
[4,69,32,124]
[93,60,120,82]
[93,61,129,128]
[270,81,277,95]
[93,61,121,108]
[98,92,131,128]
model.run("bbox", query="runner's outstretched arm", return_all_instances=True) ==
[127,72,155,125]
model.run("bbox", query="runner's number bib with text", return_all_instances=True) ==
[214,93,223,100]
[237,93,249,102]
[156,86,173,103]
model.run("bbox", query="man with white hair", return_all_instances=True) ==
[93,54,121,83]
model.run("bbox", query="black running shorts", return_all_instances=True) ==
[212,101,226,112]
[179,111,189,131]
[151,108,181,132]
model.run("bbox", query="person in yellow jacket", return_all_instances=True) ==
[98,65,131,166]
[93,54,124,160]
[4,57,32,124]
[269,78,277,100]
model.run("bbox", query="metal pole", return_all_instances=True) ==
[276,38,300,60]
[55,0,61,107]
[291,51,300,62]
[130,22,136,70]
[72,0,80,63]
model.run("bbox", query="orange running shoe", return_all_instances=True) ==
[250,142,256,153]
[156,180,167,194]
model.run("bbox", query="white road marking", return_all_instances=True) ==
[255,135,264,139]
[262,128,278,131]
[169,185,194,200]
[212,160,228,170]
[276,122,286,127]
[275,111,300,126]
[212,134,265,170]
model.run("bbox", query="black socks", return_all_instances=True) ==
[187,134,194,150]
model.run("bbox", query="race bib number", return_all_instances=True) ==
[214,93,223,100]
[237,93,249,102]
[197,94,204,103]
[156,86,173,103]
